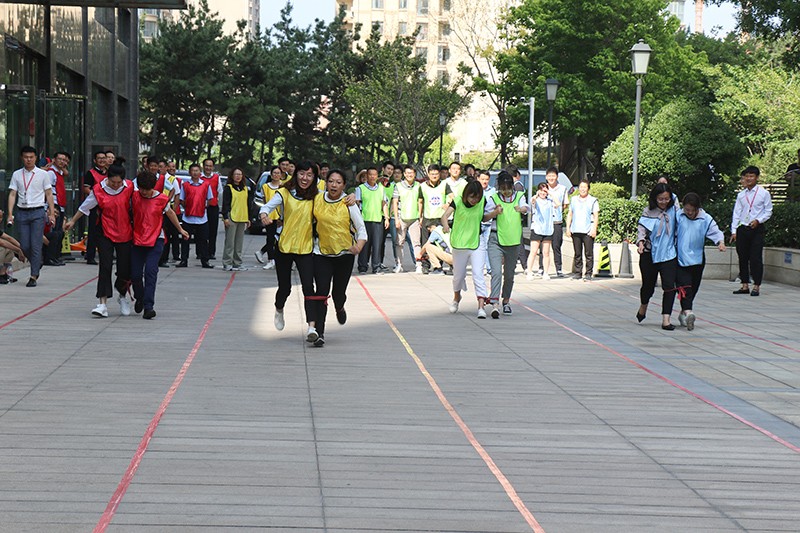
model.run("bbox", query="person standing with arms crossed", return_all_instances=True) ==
[566,179,599,281]
[731,166,772,297]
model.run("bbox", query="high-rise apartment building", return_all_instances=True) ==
[142,0,260,40]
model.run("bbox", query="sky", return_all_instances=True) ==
[261,1,741,36]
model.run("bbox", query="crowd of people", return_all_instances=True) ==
[1,145,775,338]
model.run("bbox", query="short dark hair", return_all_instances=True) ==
[382,160,395,169]
[20,146,36,156]
[449,161,461,168]
[53,151,71,160]
[326,169,346,183]
[579,178,590,188]
[158,159,168,165]
[682,192,701,209]
[202,158,215,166]
[648,183,675,211]
[146,156,159,166]
[496,170,514,191]
[403,164,415,173]
[504,164,520,178]
[136,171,157,190]
[366,166,379,174]
[320,162,330,168]
[93,150,106,160]
[277,156,291,165]
[427,164,439,172]
[461,180,483,205]
[546,166,559,176]
[537,182,549,192]
[464,164,476,172]
[107,164,126,179]
[189,163,201,171]
[741,165,760,177]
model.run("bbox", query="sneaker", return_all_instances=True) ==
[430,268,444,275]
[491,307,500,319]
[542,272,551,281]
[572,273,582,280]
[503,303,512,315]
[134,298,144,314]
[393,263,403,274]
[477,308,487,319]
[254,250,265,264]
[686,312,696,331]
[232,266,247,271]
[306,326,319,343]
[313,336,325,348]
[526,272,534,281]
[26,278,37,287]
[91,303,108,318]
[678,312,687,327]
[336,308,347,325]
[448,300,460,314]
[583,275,592,282]
[263,260,275,270]
[274,309,285,331]
[373,268,384,275]
[223,265,233,271]
[556,270,563,278]
[143,309,156,320]
[415,263,423,274]
[118,295,131,316]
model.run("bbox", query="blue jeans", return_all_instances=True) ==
[131,240,164,311]
[16,207,46,278]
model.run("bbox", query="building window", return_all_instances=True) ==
[372,0,383,8]
[416,23,428,40]
[399,0,408,8]
[439,22,450,38]
[398,22,408,35]
[416,47,428,60]
[441,0,451,12]
[437,46,449,64]
[143,20,158,38]
[418,0,429,15]
[437,70,450,85]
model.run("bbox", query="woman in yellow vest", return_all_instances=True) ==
[222,168,252,271]
[311,169,368,348]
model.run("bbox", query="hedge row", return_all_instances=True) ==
[594,199,800,249]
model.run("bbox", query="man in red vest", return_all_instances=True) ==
[202,158,222,260]
[82,151,108,265]
[45,151,71,266]
[178,163,214,268]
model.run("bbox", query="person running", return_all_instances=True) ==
[392,165,423,273]
[221,167,252,271]
[259,161,320,340]
[310,169,367,347]
[483,171,528,318]
[731,166,772,297]
[566,179,599,281]
[178,164,214,269]
[675,193,726,331]
[636,182,679,330]
[130,171,189,319]
[526,182,556,281]
[65,164,134,317]
[355,167,389,275]
[255,165,283,270]
[442,180,488,318]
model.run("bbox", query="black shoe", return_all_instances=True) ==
[143,309,156,320]
[636,312,646,323]
[176,261,188,268]
[358,268,367,274]
[732,288,750,294]
[134,298,144,314]
[750,289,760,296]
[336,308,347,325]
[158,262,170,268]
[7,276,17,283]
[86,259,98,265]
[313,336,325,348]
[201,263,215,269]
[26,278,37,287]
[661,324,675,331]
[209,255,216,260]
[0,274,8,285]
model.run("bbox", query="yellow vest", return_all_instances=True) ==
[277,189,314,254]
[314,195,353,255]
[317,179,326,192]
[262,182,281,220]
[228,184,249,223]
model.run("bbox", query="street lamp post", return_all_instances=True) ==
[438,111,446,166]
[526,97,535,227]
[630,39,652,200]
[545,78,559,168]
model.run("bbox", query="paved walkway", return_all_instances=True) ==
[1,231,799,532]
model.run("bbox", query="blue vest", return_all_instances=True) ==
[639,209,677,264]
[569,195,597,234]
[532,197,554,236]
[677,212,713,267]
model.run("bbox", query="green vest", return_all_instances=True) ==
[450,195,485,250]
[358,183,384,222]
[492,191,523,246]
[421,181,447,219]
[396,181,420,220]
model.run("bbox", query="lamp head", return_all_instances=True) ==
[439,112,446,127]
[630,39,652,76]
[545,78,560,102]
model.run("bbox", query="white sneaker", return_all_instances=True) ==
[542,272,551,280]
[477,308,487,319]
[263,260,275,270]
[306,326,319,343]
[415,263,423,274]
[393,263,403,274]
[223,265,232,271]
[526,272,534,281]
[254,251,264,264]
[448,300,460,314]
[92,303,108,318]
[686,312,696,331]
[118,295,131,316]
[274,309,285,331]
[678,312,687,327]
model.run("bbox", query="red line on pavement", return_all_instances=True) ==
[0,276,98,331]
[357,278,546,533]
[94,273,236,533]
[513,298,800,454]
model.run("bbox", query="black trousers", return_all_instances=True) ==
[85,208,99,261]
[571,233,594,276]
[676,262,704,311]
[259,223,278,259]
[540,222,564,271]
[96,234,131,299]
[736,224,765,285]
[181,221,209,263]
[207,205,220,257]
[358,221,384,272]
[639,253,677,315]
[312,253,355,337]
[160,214,180,263]
[274,250,316,323]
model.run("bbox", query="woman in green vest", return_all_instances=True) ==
[441,180,489,318]
[483,171,529,318]
[221,167,252,271]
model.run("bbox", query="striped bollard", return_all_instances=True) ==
[596,240,614,278]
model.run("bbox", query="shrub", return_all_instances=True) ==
[596,198,647,243]
[587,182,627,200]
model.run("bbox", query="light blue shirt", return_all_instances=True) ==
[569,195,598,234]
[676,210,724,267]
[531,197,554,236]
[638,207,678,264]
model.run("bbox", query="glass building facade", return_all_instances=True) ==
[0,4,139,215]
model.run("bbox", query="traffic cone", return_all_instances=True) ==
[596,240,614,278]
[617,240,634,278]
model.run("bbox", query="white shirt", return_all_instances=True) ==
[484,192,529,231]
[731,185,772,231]
[313,193,368,256]
[78,178,130,215]
[9,167,51,208]
[547,183,569,223]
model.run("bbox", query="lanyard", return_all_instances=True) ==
[22,169,36,193]
[744,186,759,212]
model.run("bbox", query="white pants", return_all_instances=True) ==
[452,248,488,299]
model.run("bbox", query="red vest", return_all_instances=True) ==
[88,168,105,194]
[94,180,134,243]
[53,169,67,209]
[132,190,170,247]
[183,180,210,218]
[203,173,220,206]
[154,174,166,193]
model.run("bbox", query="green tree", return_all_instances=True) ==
[497,0,707,179]
[603,98,745,198]
[710,0,800,65]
